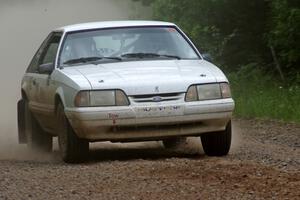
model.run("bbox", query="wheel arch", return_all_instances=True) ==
[54,87,66,114]
[21,89,28,100]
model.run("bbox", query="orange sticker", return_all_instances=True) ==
[167,28,176,32]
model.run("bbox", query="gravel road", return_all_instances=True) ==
[0,118,299,200]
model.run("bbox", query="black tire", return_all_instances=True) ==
[56,103,89,163]
[24,101,52,152]
[200,121,232,156]
[162,137,187,149]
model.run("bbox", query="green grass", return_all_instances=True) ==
[228,65,300,123]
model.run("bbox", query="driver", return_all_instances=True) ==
[70,37,97,58]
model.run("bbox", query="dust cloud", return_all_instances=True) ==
[231,120,242,152]
[0,0,149,160]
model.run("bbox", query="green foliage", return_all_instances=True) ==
[229,65,300,122]
[268,0,300,79]
[135,0,270,69]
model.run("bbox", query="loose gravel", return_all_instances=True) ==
[0,118,299,200]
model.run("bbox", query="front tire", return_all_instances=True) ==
[200,121,232,156]
[56,103,89,163]
[24,100,52,152]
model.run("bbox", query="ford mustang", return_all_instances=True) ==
[17,21,234,163]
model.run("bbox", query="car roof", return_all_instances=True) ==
[55,21,176,33]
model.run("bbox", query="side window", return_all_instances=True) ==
[26,34,51,73]
[39,34,62,66]
[26,52,40,73]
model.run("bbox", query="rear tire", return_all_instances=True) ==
[25,101,52,152]
[200,121,232,156]
[162,137,187,149]
[56,103,89,163]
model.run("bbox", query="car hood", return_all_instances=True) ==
[62,60,228,95]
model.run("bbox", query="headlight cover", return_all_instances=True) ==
[75,90,129,107]
[186,83,231,102]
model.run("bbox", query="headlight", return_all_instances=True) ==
[75,90,129,107]
[186,83,231,102]
[197,84,222,100]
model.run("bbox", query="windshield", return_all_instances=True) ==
[59,26,200,66]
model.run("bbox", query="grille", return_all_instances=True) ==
[130,93,184,103]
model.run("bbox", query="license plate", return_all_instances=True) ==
[137,105,183,117]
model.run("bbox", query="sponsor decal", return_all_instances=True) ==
[141,106,181,112]
[108,113,119,125]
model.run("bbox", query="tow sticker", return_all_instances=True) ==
[108,113,119,125]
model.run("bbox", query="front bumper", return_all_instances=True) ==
[65,98,234,142]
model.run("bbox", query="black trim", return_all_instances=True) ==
[131,92,182,99]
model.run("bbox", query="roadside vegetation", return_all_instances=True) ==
[133,0,300,122]
[228,65,300,123]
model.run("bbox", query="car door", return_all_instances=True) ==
[24,33,52,111]
[19,34,52,143]
[32,32,62,133]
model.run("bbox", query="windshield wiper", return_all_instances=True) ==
[121,53,181,60]
[64,57,102,65]
[95,56,122,61]
[64,56,122,65]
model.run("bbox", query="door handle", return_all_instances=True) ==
[32,79,37,86]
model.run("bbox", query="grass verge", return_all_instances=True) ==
[228,64,300,123]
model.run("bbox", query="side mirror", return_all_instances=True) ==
[38,63,54,74]
[202,53,213,62]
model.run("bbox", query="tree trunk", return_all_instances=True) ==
[270,45,285,82]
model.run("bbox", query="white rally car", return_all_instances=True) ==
[18,21,234,163]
